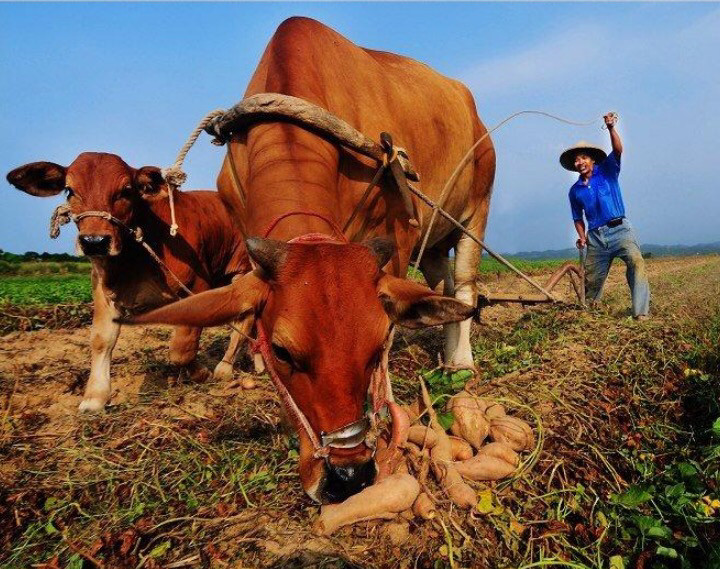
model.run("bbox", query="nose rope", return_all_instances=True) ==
[252,320,329,458]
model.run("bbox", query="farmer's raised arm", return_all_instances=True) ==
[605,113,623,156]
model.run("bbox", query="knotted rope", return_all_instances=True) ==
[161,109,226,236]
[50,202,73,239]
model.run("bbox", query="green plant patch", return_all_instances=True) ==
[0,274,92,305]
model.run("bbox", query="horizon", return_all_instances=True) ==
[2,3,718,255]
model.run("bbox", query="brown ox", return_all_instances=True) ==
[6,152,250,411]
[124,17,496,503]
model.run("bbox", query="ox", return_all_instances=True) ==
[120,17,496,503]
[6,152,250,411]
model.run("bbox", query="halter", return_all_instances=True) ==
[49,204,193,296]
[249,211,394,458]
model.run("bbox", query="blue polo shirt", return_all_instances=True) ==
[568,151,626,231]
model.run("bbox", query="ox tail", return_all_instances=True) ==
[115,272,268,328]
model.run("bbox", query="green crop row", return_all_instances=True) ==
[0,275,92,305]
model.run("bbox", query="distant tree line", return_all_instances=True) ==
[0,250,87,263]
[0,250,90,275]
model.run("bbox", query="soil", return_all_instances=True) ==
[1,255,718,569]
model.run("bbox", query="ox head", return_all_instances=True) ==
[7,153,169,257]
[124,237,475,503]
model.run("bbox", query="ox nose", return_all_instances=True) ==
[322,459,376,503]
[79,235,111,256]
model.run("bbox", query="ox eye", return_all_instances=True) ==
[271,343,294,366]
[64,186,74,198]
[117,185,133,200]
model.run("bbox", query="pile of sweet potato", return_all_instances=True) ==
[312,384,536,537]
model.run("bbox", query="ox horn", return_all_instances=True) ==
[363,237,395,269]
[246,237,288,278]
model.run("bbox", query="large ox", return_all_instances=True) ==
[127,17,496,503]
[6,152,250,411]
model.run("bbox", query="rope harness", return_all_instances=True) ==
[49,204,192,296]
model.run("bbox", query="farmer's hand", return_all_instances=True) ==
[604,112,618,129]
[576,237,587,249]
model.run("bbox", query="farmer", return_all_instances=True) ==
[561,113,650,320]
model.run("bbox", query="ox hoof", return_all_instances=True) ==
[213,361,234,382]
[78,397,107,413]
[186,366,211,383]
[444,361,477,376]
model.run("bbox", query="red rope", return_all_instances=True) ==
[262,211,348,242]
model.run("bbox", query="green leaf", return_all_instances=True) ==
[609,555,625,569]
[675,462,697,478]
[149,540,172,558]
[44,521,58,535]
[711,417,720,439]
[437,412,454,431]
[66,553,84,569]
[128,501,146,521]
[656,546,678,559]
[43,496,59,512]
[665,482,686,499]
[611,485,655,508]
[422,369,443,382]
[475,489,494,514]
[647,525,672,539]
[450,370,473,383]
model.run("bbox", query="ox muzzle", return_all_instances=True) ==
[318,416,376,503]
[79,234,112,256]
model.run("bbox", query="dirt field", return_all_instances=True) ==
[1,255,719,569]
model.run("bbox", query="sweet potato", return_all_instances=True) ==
[376,402,411,481]
[420,381,477,509]
[489,416,535,451]
[412,492,436,519]
[453,453,517,481]
[449,436,474,461]
[401,398,424,423]
[446,391,490,449]
[312,473,420,536]
[484,402,506,420]
[407,425,438,449]
[476,442,520,466]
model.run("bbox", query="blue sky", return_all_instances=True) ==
[1,2,718,255]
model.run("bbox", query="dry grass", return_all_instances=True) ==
[1,255,719,569]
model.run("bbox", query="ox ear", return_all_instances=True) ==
[363,237,395,269]
[245,237,288,279]
[118,271,269,328]
[377,273,476,329]
[134,166,169,200]
[7,162,67,197]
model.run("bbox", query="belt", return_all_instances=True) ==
[606,217,625,228]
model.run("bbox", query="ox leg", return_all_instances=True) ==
[213,317,252,382]
[170,326,210,382]
[80,276,120,412]
[447,234,480,370]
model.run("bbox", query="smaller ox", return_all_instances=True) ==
[7,152,249,411]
